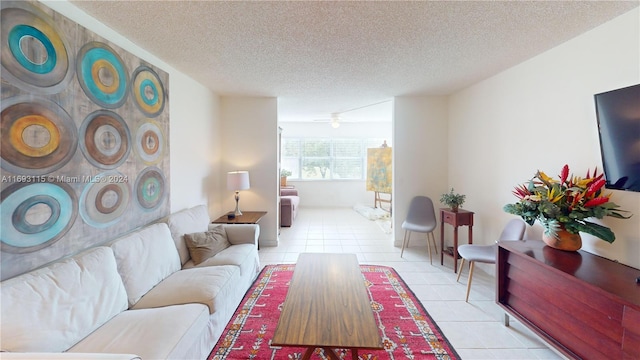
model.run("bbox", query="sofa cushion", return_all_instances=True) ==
[184,243,257,276]
[215,224,259,246]
[110,223,181,307]
[184,226,231,265]
[166,205,210,265]
[70,304,209,360]
[0,247,128,352]
[131,265,240,314]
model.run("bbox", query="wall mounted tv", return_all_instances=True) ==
[594,84,640,192]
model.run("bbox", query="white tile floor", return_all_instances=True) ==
[259,207,567,360]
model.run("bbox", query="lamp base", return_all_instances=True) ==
[234,191,243,216]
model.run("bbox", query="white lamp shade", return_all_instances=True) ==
[227,171,250,191]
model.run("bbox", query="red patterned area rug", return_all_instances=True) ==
[208,264,459,360]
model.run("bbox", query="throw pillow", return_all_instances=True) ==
[184,226,231,265]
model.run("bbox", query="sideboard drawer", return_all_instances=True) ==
[497,241,640,360]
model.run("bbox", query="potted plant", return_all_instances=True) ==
[280,169,292,187]
[503,164,630,251]
[440,188,466,212]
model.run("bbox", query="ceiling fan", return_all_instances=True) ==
[312,99,391,128]
[313,113,342,128]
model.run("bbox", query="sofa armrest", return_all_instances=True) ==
[0,354,140,360]
[208,224,259,246]
[280,188,298,196]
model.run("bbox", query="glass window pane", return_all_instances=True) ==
[333,139,362,157]
[282,138,300,156]
[302,139,330,157]
[334,158,362,179]
[281,136,389,181]
[302,158,331,179]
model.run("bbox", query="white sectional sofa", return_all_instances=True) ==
[1,205,260,359]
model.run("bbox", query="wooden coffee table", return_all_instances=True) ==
[272,253,383,360]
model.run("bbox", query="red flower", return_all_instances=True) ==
[559,164,569,184]
[585,179,606,198]
[584,197,609,207]
[512,184,531,199]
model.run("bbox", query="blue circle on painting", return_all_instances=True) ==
[77,42,129,108]
[1,2,74,93]
[12,195,61,234]
[1,183,76,251]
[139,79,159,105]
[8,25,56,74]
[135,167,165,211]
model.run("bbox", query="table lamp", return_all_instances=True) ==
[227,171,250,216]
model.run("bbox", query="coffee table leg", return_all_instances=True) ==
[352,348,359,360]
[321,347,342,360]
[301,348,314,360]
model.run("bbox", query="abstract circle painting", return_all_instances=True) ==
[79,110,131,169]
[134,167,166,211]
[131,65,166,117]
[1,97,78,175]
[0,1,74,94]
[134,121,165,165]
[79,171,131,228]
[1,182,78,253]
[77,41,129,108]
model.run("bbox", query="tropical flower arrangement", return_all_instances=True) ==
[503,164,630,243]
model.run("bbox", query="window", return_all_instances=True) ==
[282,137,389,180]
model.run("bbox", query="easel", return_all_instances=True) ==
[374,191,392,214]
[367,141,392,215]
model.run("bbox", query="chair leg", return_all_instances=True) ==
[465,261,475,302]
[427,232,437,264]
[401,230,410,258]
[426,234,432,264]
[431,232,438,254]
[456,258,465,282]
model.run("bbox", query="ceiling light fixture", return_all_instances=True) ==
[330,114,340,128]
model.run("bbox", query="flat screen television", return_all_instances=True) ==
[594,84,640,192]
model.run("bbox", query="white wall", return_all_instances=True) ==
[220,97,279,247]
[392,96,449,246]
[169,73,222,214]
[449,8,640,268]
[44,1,221,218]
[279,121,392,207]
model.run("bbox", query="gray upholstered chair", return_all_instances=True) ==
[456,218,526,302]
[401,196,438,263]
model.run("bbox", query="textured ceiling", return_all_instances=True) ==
[69,1,638,122]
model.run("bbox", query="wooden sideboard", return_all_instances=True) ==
[497,240,640,359]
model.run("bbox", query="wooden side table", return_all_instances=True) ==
[212,211,267,224]
[440,208,474,273]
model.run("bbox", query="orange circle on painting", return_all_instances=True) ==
[9,114,60,157]
[141,129,159,155]
[1,98,77,174]
[91,59,120,94]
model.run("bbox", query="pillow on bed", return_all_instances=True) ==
[184,226,231,265]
